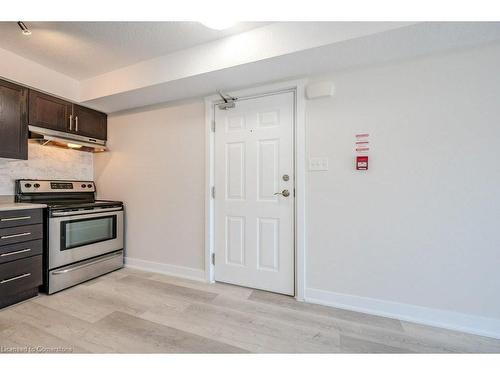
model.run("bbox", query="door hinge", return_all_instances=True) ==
[211,253,215,266]
[211,186,216,199]
[211,120,216,132]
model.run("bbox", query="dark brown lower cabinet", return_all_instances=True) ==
[0,240,43,264]
[0,79,28,160]
[0,208,44,309]
[0,255,42,308]
[0,224,43,247]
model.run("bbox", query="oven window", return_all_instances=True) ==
[61,215,117,250]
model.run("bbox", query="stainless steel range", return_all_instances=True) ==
[15,179,124,294]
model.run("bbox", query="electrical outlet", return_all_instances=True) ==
[309,157,329,171]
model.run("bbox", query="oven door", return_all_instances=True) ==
[49,209,124,269]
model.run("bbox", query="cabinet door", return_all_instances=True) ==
[0,79,28,160]
[28,90,72,132]
[0,255,42,309]
[73,105,107,140]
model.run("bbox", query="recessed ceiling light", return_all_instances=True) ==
[17,21,31,35]
[200,21,236,30]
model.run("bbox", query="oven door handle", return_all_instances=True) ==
[51,251,123,275]
[51,207,122,217]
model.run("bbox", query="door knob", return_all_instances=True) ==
[274,189,290,197]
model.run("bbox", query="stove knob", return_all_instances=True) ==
[87,184,92,188]
[81,184,86,188]
[24,183,32,188]
[33,183,40,188]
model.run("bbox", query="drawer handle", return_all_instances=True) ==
[0,248,31,257]
[0,216,31,222]
[1,232,31,240]
[0,273,31,284]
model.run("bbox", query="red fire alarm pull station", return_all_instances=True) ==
[356,156,368,170]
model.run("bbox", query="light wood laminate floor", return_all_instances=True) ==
[1,267,499,353]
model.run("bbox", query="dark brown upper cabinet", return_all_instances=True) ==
[28,90,107,141]
[28,90,72,132]
[0,79,28,160]
[72,104,107,140]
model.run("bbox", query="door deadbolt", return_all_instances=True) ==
[282,174,290,181]
[274,189,290,197]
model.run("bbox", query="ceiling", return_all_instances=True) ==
[0,21,268,79]
[2,22,499,113]
[80,22,500,113]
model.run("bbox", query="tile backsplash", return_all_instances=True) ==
[0,143,93,195]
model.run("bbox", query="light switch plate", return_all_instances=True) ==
[309,157,329,171]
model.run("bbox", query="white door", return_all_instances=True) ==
[214,91,294,295]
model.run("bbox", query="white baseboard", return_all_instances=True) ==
[305,287,500,340]
[125,257,206,282]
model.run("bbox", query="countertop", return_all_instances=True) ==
[0,203,47,212]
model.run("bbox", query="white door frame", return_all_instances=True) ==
[204,79,307,301]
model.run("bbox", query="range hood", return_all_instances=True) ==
[28,125,106,153]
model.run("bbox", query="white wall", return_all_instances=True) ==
[305,43,500,334]
[0,46,79,101]
[94,100,206,277]
[0,143,93,196]
[93,42,500,336]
